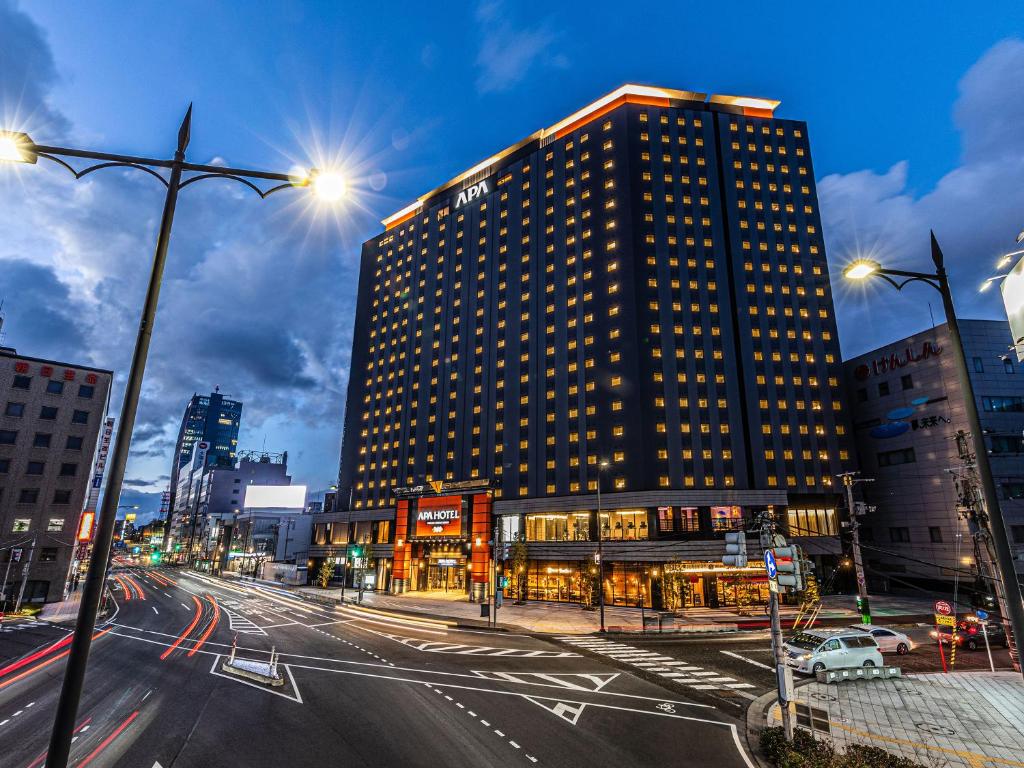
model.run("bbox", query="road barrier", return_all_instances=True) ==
[816,666,901,683]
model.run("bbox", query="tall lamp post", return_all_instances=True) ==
[0,113,345,767]
[843,232,1024,678]
[596,459,610,633]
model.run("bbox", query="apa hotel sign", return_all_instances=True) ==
[414,495,464,538]
[454,179,490,209]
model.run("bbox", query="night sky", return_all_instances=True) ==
[1,1,1023,521]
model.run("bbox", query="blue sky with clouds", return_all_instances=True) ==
[2,1,1024,521]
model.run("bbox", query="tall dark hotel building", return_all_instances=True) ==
[336,85,852,609]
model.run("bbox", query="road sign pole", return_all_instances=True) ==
[769,586,793,741]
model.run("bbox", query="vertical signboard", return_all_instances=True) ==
[85,417,115,514]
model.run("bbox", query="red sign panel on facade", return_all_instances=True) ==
[414,495,463,538]
[77,512,95,542]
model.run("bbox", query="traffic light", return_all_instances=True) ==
[350,545,362,558]
[150,551,162,564]
[773,546,803,591]
[722,531,748,567]
[132,546,141,555]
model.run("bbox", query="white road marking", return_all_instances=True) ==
[152,607,159,614]
[0,719,9,726]
[163,592,172,598]
[26,702,34,707]
[721,650,774,671]
[180,603,189,610]
[557,635,757,697]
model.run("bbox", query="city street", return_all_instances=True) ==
[565,626,1016,706]
[0,569,755,768]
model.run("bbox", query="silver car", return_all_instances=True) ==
[848,623,914,655]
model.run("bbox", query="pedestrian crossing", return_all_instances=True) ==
[553,636,756,695]
[0,620,49,633]
[225,609,268,636]
[378,631,580,658]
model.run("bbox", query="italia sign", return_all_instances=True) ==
[454,179,489,209]
[854,341,942,380]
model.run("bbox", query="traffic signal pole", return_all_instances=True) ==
[839,472,872,624]
[758,511,794,741]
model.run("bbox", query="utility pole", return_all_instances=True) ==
[759,509,794,741]
[14,535,37,612]
[490,517,501,627]
[596,460,609,633]
[839,472,874,624]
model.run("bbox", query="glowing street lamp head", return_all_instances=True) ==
[0,131,37,164]
[843,259,881,281]
[309,168,346,203]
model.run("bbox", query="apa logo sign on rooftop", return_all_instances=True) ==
[454,179,490,209]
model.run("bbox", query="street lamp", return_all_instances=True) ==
[596,459,610,633]
[843,232,1024,677]
[1,108,346,767]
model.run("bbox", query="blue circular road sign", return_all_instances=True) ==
[764,549,777,579]
[976,609,988,620]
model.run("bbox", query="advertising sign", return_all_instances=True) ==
[414,495,464,539]
[84,417,115,515]
[77,511,95,542]
[1000,251,1024,363]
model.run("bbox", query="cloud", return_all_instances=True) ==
[474,1,565,94]
[0,2,367,494]
[821,38,1024,358]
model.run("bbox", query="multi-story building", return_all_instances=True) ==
[843,319,1024,590]
[0,347,111,604]
[335,84,853,608]
[166,389,242,524]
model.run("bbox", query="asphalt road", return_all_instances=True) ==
[0,568,756,768]
[583,624,1016,702]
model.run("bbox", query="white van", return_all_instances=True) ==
[783,629,884,674]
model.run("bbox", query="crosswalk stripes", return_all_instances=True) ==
[0,620,49,633]
[553,636,756,695]
[225,609,268,636]
[377,631,580,658]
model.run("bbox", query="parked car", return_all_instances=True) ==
[930,617,1009,651]
[784,629,884,674]
[847,623,915,655]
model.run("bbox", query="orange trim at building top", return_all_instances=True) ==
[553,94,670,140]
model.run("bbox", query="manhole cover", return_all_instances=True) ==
[915,722,955,736]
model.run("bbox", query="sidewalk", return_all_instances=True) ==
[759,672,1024,768]
[37,589,83,624]
[289,585,934,635]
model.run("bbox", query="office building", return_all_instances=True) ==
[0,347,112,603]
[335,84,853,607]
[166,389,242,525]
[844,319,1024,589]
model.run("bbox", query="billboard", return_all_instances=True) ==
[1001,252,1024,363]
[243,484,306,510]
[414,495,464,539]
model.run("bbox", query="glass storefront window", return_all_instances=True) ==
[525,513,591,541]
[787,508,838,536]
[524,561,588,602]
[711,505,743,531]
[500,514,522,542]
[599,510,648,540]
[680,507,699,532]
